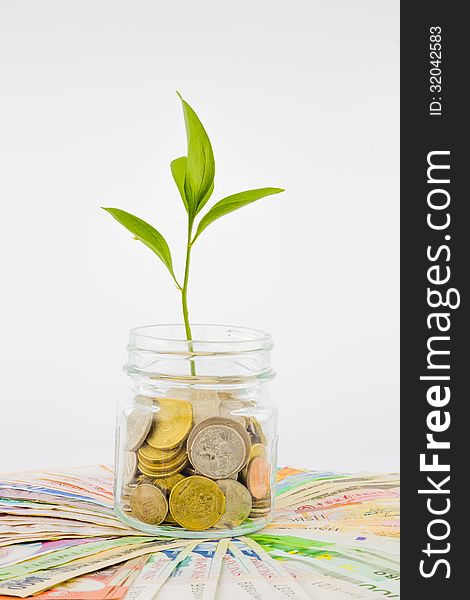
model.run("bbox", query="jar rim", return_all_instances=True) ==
[128,323,273,355]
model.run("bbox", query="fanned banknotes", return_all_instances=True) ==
[0,465,400,598]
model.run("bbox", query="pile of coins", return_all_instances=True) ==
[120,395,272,531]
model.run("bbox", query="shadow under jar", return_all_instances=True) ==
[114,324,278,539]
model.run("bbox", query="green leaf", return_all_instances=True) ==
[102,207,179,286]
[193,187,284,242]
[198,180,214,214]
[170,156,188,212]
[177,92,215,216]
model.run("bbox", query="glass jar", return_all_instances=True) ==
[114,324,277,539]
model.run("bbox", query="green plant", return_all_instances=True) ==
[102,93,284,374]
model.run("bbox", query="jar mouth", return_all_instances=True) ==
[128,324,273,356]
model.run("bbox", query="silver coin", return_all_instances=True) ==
[123,451,137,485]
[125,397,153,451]
[189,424,249,479]
[215,479,252,528]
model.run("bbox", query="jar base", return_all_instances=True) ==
[114,504,272,539]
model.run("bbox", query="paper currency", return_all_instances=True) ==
[230,538,311,599]
[155,540,228,600]
[0,556,148,600]
[0,465,400,599]
[0,537,159,581]
[0,540,188,598]
[0,539,100,568]
[251,533,400,598]
[123,545,197,600]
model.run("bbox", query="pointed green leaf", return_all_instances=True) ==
[177,92,215,216]
[170,156,188,212]
[198,180,214,214]
[102,207,179,285]
[193,187,284,242]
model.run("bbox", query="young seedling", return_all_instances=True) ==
[103,93,284,375]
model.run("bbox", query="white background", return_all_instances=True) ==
[0,1,399,472]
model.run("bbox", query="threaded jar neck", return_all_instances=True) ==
[126,324,275,386]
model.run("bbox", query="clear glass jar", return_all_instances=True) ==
[114,324,277,539]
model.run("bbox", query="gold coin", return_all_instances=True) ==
[146,399,193,450]
[169,388,222,424]
[139,450,188,475]
[129,483,168,525]
[169,475,225,531]
[139,457,189,479]
[138,448,187,471]
[215,479,252,528]
[154,473,185,494]
[247,417,267,445]
[138,442,183,463]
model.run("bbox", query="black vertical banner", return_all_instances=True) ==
[401,2,466,597]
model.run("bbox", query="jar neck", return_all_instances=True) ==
[125,324,275,389]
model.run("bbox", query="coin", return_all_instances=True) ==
[138,450,188,474]
[252,495,271,508]
[146,399,193,450]
[246,417,267,445]
[187,417,251,479]
[153,473,185,494]
[123,451,137,485]
[170,388,222,424]
[125,397,154,451]
[139,457,189,479]
[129,483,168,525]
[138,442,183,463]
[189,425,249,479]
[215,479,252,528]
[169,475,225,530]
[247,455,270,499]
[241,443,266,481]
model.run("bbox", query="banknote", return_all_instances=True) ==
[0,483,112,509]
[231,538,311,600]
[0,508,128,530]
[0,536,157,581]
[276,470,399,498]
[0,486,113,516]
[215,541,275,599]
[0,539,103,568]
[0,522,141,540]
[155,540,228,600]
[262,525,400,556]
[1,465,113,492]
[270,504,400,541]
[276,468,346,497]
[279,486,400,512]
[106,556,149,599]
[0,497,114,517]
[276,474,400,509]
[251,533,400,598]
[1,475,113,504]
[282,559,380,599]
[0,556,149,600]
[123,545,197,600]
[0,539,188,597]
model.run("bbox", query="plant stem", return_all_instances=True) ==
[182,220,196,376]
